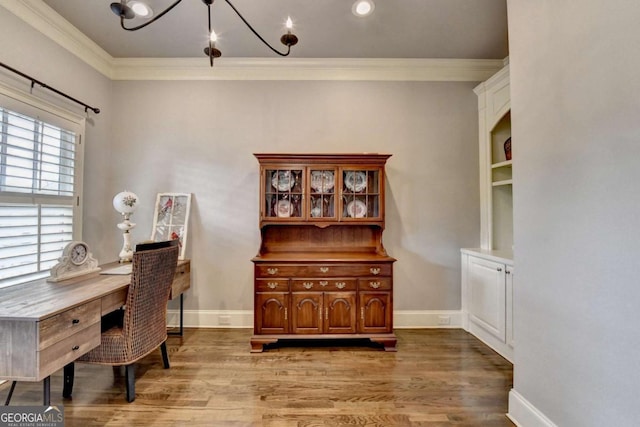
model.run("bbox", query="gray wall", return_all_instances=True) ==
[110,80,480,312]
[1,6,482,315]
[509,0,640,424]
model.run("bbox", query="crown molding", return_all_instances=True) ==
[1,0,114,78]
[4,0,503,82]
[111,57,504,81]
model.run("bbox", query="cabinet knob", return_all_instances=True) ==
[267,282,278,289]
[325,308,329,320]
[335,282,346,289]
[303,282,314,289]
[284,307,288,320]
[497,268,503,272]
[72,319,80,324]
[369,281,381,289]
[361,307,365,320]
[370,267,381,275]
[319,281,329,287]
[72,345,80,351]
[506,270,511,275]
[319,267,329,273]
[267,268,278,275]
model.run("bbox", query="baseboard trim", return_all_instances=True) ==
[167,309,462,329]
[507,389,558,427]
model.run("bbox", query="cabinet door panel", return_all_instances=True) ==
[255,293,289,334]
[325,292,357,334]
[291,293,323,334]
[467,256,506,341]
[358,292,392,334]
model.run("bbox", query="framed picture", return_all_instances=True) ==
[150,193,192,260]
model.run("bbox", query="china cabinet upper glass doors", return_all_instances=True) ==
[260,165,384,223]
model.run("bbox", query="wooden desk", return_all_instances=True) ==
[0,259,190,404]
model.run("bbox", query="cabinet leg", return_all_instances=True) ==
[370,336,397,352]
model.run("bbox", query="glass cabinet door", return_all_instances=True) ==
[341,169,381,219]
[308,168,337,220]
[264,168,304,219]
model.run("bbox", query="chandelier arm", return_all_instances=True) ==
[223,0,291,57]
[208,2,214,66]
[120,0,185,31]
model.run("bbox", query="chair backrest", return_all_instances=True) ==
[122,243,179,361]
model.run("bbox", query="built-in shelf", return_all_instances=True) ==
[491,160,513,169]
[492,179,513,187]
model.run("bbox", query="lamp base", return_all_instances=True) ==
[117,218,136,263]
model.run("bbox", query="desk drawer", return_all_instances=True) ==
[170,262,191,299]
[39,300,101,350]
[256,264,391,278]
[38,321,101,380]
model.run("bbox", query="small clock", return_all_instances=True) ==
[48,241,101,282]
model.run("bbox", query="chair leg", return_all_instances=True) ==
[4,381,17,405]
[62,363,74,399]
[160,341,170,369]
[125,364,135,402]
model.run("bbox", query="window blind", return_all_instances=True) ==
[0,105,79,288]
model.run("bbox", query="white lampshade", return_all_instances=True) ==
[113,191,139,214]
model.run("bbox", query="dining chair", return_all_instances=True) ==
[62,242,179,402]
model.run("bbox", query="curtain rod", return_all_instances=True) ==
[0,62,100,114]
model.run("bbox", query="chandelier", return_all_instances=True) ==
[110,0,299,67]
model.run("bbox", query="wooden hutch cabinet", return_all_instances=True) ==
[251,153,396,352]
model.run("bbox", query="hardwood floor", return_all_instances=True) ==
[2,329,514,426]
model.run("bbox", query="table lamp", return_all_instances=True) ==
[113,190,139,263]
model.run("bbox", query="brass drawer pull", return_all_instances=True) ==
[319,281,328,287]
[319,267,329,273]
[370,267,381,275]
[267,282,278,289]
[72,319,80,324]
[335,282,346,289]
[72,345,80,351]
[369,281,381,289]
[303,282,314,289]
[267,268,278,275]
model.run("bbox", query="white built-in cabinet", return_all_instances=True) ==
[461,60,514,362]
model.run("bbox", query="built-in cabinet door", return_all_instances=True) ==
[359,292,392,334]
[291,293,323,334]
[255,293,290,334]
[505,266,514,349]
[263,167,304,220]
[467,256,506,342]
[325,292,357,334]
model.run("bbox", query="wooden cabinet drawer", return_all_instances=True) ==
[256,279,289,292]
[256,263,391,278]
[291,279,357,291]
[358,278,392,291]
[38,321,101,380]
[39,299,101,350]
[170,261,191,299]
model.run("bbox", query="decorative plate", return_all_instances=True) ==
[344,171,367,192]
[346,199,367,218]
[272,170,295,192]
[276,199,293,217]
[310,171,335,193]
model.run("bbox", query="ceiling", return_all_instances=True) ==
[40,0,509,61]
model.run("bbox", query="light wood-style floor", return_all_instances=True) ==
[2,329,514,426]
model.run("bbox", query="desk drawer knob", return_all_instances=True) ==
[267,268,278,275]
[72,345,80,351]
[303,282,314,289]
[267,282,278,289]
[335,282,346,289]
[369,281,381,289]
[319,281,329,287]
[370,267,381,275]
[72,319,80,324]
[319,267,329,273]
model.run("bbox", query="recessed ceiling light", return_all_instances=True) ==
[352,0,375,17]
[128,1,153,18]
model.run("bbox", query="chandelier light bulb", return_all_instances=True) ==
[210,30,217,43]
